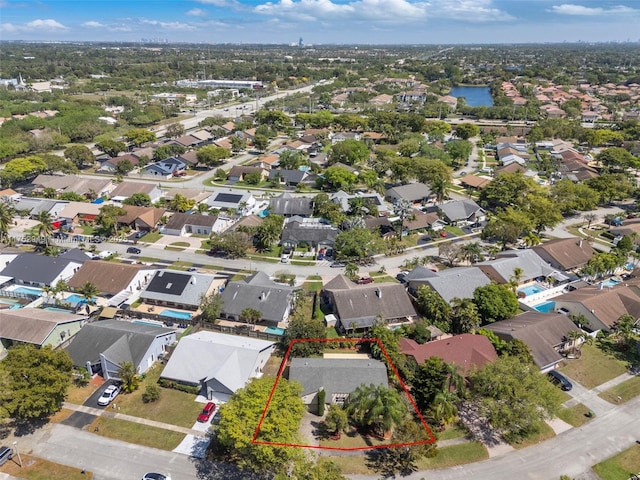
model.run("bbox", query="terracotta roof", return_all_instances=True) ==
[117,206,166,227]
[399,334,497,375]
[459,175,492,189]
[533,237,596,270]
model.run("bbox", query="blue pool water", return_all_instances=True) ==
[44,307,73,313]
[534,301,556,313]
[11,286,43,296]
[0,299,22,309]
[517,284,546,296]
[65,294,97,304]
[160,309,192,320]
[264,327,285,336]
[257,209,269,218]
[133,320,164,327]
[602,278,621,287]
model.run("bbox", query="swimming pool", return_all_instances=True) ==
[65,294,97,304]
[10,286,43,296]
[264,327,285,336]
[533,301,556,313]
[517,284,547,297]
[133,320,164,327]
[44,307,74,313]
[602,278,621,287]
[257,209,269,218]
[160,309,192,320]
[0,299,22,309]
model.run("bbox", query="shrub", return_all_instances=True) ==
[157,378,200,395]
[317,389,326,416]
[142,384,161,403]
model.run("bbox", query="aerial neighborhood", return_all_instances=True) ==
[0,40,639,480]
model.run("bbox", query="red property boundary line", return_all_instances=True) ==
[251,337,436,451]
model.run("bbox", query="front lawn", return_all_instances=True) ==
[508,422,556,450]
[556,403,593,427]
[592,444,640,480]
[111,364,202,428]
[66,382,99,404]
[88,416,185,451]
[558,343,627,389]
[0,454,92,480]
[599,376,640,404]
[319,426,392,449]
[140,232,162,243]
[437,422,469,441]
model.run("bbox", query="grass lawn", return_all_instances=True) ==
[373,275,398,283]
[291,260,315,266]
[556,403,593,427]
[80,225,94,235]
[88,416,185,451]
[250,246,281,259]
[326,326,340,338]
[112,365,202,428]
[319,427,392,449]
[444,225,466,236]
[303,280,324,291]
[137,256,164,263]
[164,246,186,251]
[559,344,627,389]
[437,422,469,441]
[592,444,640,480]
[262,353,285,377]
[416,442,488,469]
[66,383,99,404]
[599,376,640,404]
[0,454,92,479]
[140,232,162,243]
[170,241,190,247]
[508,422,556,450]
[48,408,75,424]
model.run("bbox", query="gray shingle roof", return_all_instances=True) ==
[164,213,217,230]
[385,183,431,202]
[269,193,313,216]
[65,319,175,368]
[410,267,491,303]
[289,358,388,398]
[0,253,82,285]
[439,199,483,222]
[220,271,299,323]
[281,218,339,245]
[160,331,275,394]
[477,250,555,284]
[0,308,86,345]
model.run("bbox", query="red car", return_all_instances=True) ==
[357,277,374,285]
[197,402,216,423]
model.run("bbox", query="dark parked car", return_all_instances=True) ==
[197,402,216,423]
[548,370,573,391]
[127,247,141,254]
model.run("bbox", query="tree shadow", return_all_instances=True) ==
[596,337,640,368]
[190,456,265,480]
[311,420,331,440]
[365,448,418,478]
[12,417,50,437]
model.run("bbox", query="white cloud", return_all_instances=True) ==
[82,21,106,28]
[550,4,639,16]
[1,18,69,33]
[196,0,238,6]
[186,7,207,16]
[254,0,512,23]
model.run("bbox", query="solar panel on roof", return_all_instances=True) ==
[215,193,243,204]
[146,271,190,295]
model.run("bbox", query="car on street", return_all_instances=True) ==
[187,267,198,272]
[548,370,573,391]
[330,261,345,268]
[141,474,171,480]
[280,254,290,263]
[127,247,141,254]
[72,235,84,242]
[197,402,216,423]
[97,384,121,406]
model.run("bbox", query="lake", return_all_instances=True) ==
[449,86,494,107]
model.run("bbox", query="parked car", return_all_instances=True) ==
[127,247,141,254]
[187,267,198,272]
[141,474,171,480]
[197,402,216,423]
[357,277,374,285]
[53,232,69,239]
[134,231,146,239]
[98,384,121,406]
[0,446,14,466]
[280,254,290,263]
[330,261,346,268]
[396,271,409,283]
[548,370,573,391]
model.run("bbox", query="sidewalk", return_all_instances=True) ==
[62,402,207,437]
[560,374,621,416]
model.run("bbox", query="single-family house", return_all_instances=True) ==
[116,206,166,232]
[163,212,226,236]
[406,266,490,304]
[109,182,162,203]
[459,175,492,190]
[364,216,396,238]
[268,169,316,187]
[141,157,187,179]
[533,237,596,272]
[485,312,578,371]
[281,216,339,248]
[403,211,446,233]
[385,183,432,204]
[0,308,87,357]
[141,270,221,311]
[57,202,102,226]
[439,199,485,225]
[206,189,256,213]
[477,250,555,285]
[65,319,176,379]
[289,358,388,407]
[330,190,390,215]
[32,175,113,198]
[96,154,140,173]
[0,188,21,203]
[12,198,68,219]
[0,252,86,288]
[219,271,299,324]
[227,165,268,183]
[399,334,498,375]
[162,188,211,205]
[269,192,314,217]
[160,331,275,401]
[322,275,417,333]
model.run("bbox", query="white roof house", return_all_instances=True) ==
[160,331,276,401]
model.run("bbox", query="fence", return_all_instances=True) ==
[200,322,284,343]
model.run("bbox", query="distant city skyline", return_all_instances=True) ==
[1,0,639,45]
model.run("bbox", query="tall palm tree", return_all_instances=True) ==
[431,388,459,428]
[430,177,450,204]
[509,267,524,290]
[36,211,54,247]
[344,384,406,437]
[451,297,481,334]
[583,212,597,229]
[393,199,415,237]
[0,202,14,242]
[78,281,100,305]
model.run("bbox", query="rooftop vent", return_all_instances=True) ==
[166,282,172,289]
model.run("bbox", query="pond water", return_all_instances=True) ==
[449,86,494,107]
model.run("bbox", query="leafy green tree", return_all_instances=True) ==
[312,193,346,225]
[199,293,223,324]
[322,165,357,192]
[244,171,263,185]
[64,144,95,168]
[115,159,134,175]
[278,150,307,170]
[550,180,599,214]
[284,311,326,357]
[213,376,306,473]
[481,207,534,249]
[254,214,284,250]
[117,361,140,393]
[96,139,126,157]
[96,204,126,236]
[142,384,161,403]
[411,357,449,412]
[0,202,13,242]
[344,384,406,437]
[587,173,636,204]
[454,123,480,140]
[444,139,473,166]
[479,172,543,211]
[209,230,252,258]
[168,193,195,213]
[451,297,481,334]
[597,147,637,173]
[329,139,369,166]
[196,145,231,167]
[423,120,451,141]
[253,134,269,152]
[230,136,246,152]
[333,227,381,260]
[153,144,186,161]
[473,283,519,324]
[524,194,563,233]
[0,344,73,420]
[122,193,151,207]
[415,285,452,327]
[124,128,156,146]
[165,123,185,139]
[323,404,349,435]
[240,308,262,326]
[59,192,87,202]
[470,356,562,441]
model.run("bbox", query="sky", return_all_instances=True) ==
[1,0,639,44]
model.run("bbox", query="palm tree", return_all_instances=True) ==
[0,202,14,242]
[78,281,100,305]
[451,297,481,334]
[344,384,406,437]
[431,388,459,428]
[509,267,524,290]
[117,361,140,393]
[393,199,415,237]
[583,212,597,229]
[36,211,54,247]
[430,177,450,204]
[522,232,541,248]
[460,242,483,264]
